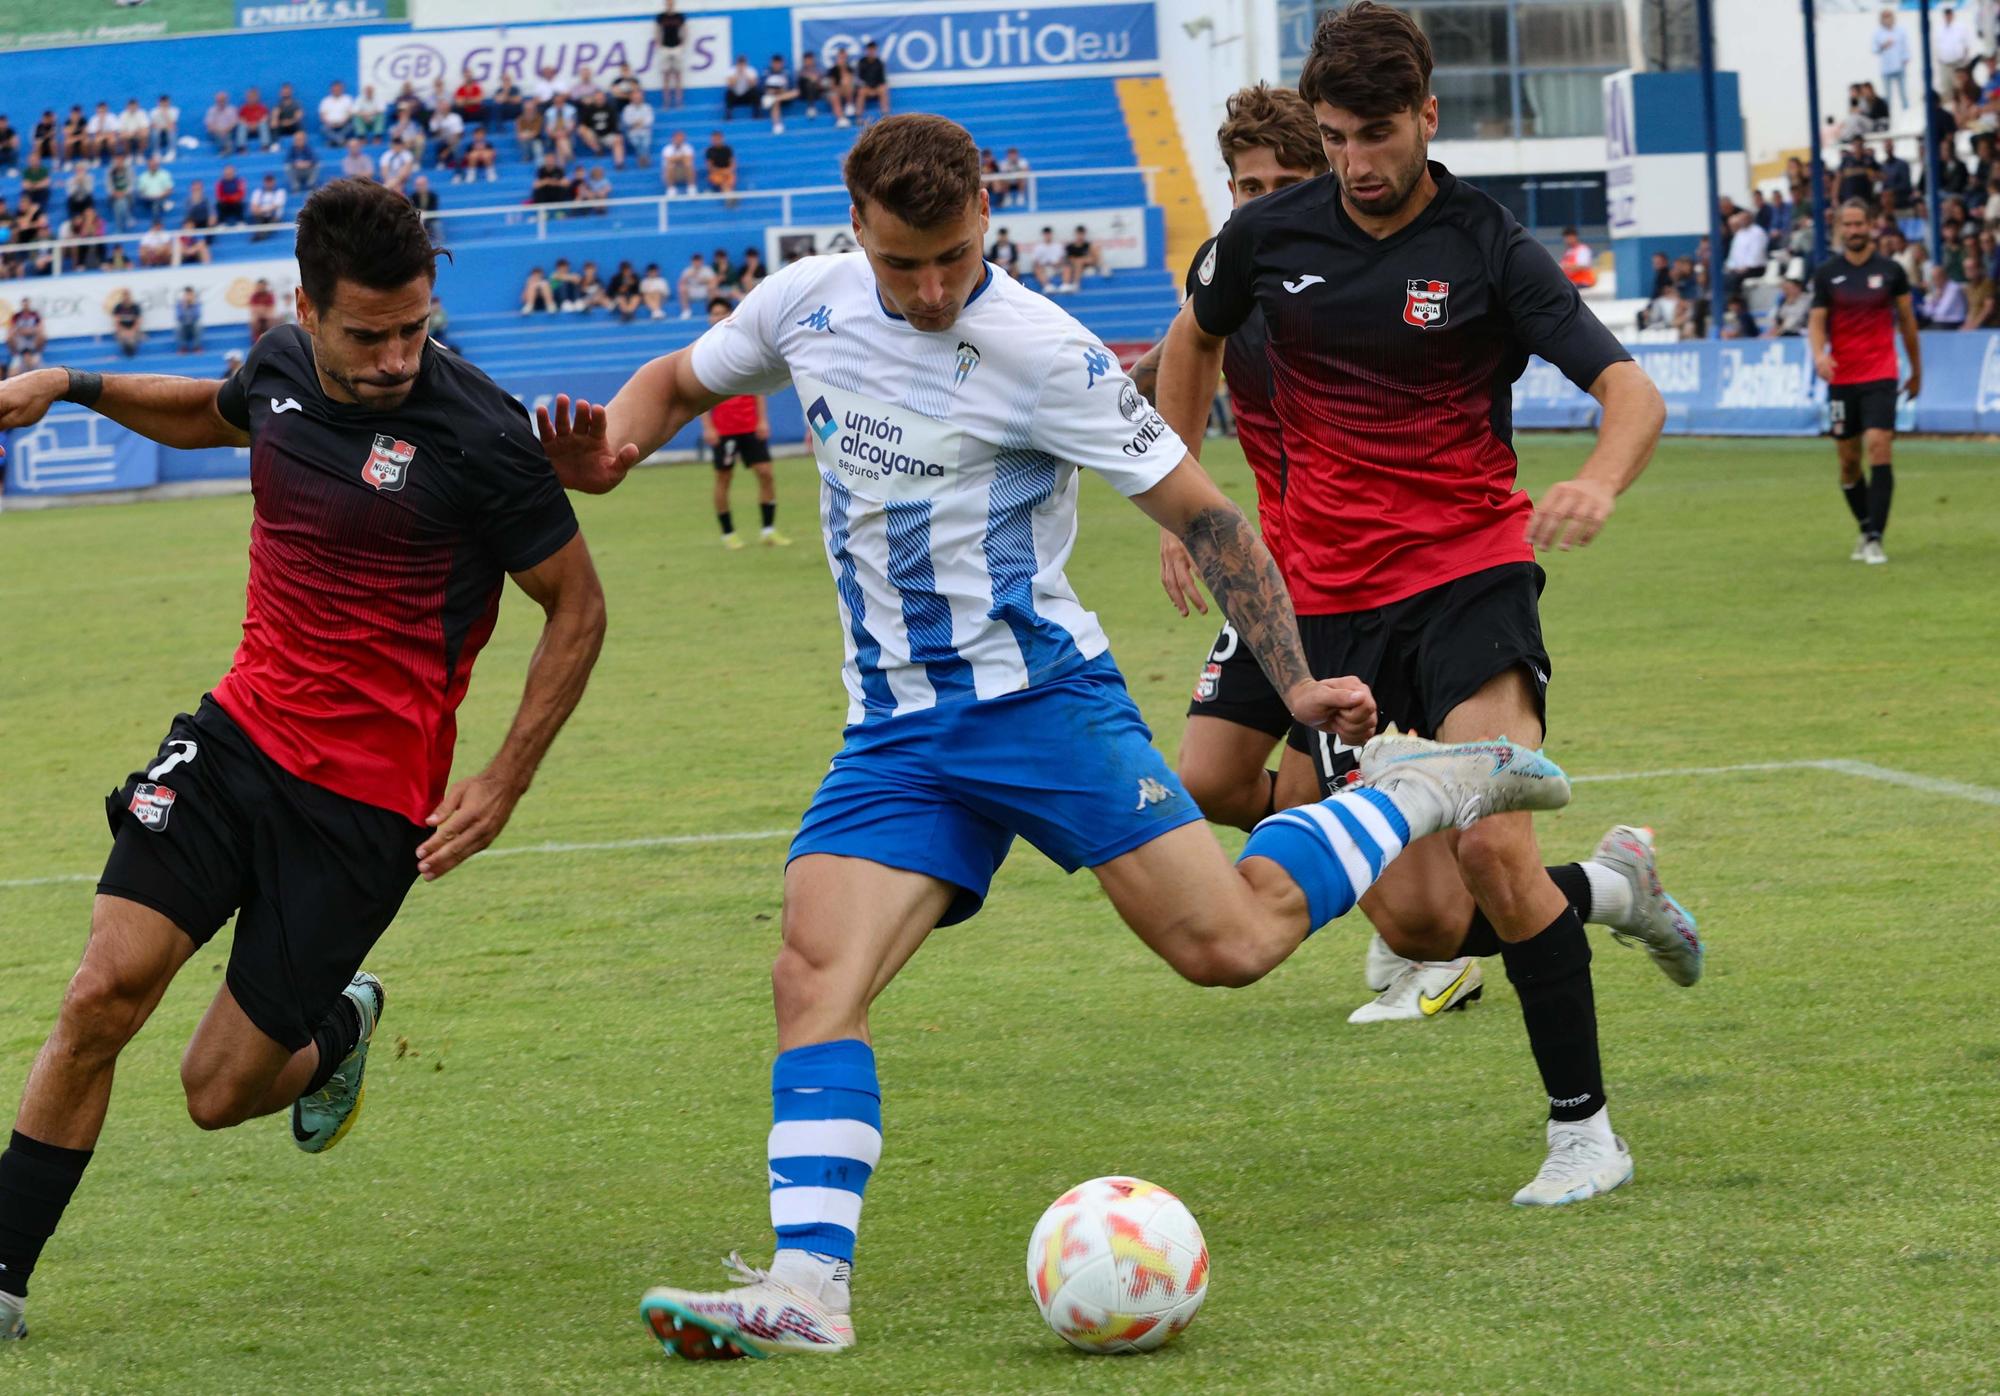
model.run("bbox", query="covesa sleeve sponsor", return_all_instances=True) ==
[797,373,961,501]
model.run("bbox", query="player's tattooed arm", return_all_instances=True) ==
[1126,339,1165,408]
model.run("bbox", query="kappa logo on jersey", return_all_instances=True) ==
[362,434,416,491]
[1083,345,1113,388]
[796,304,837,333]
[807,396,839,442]
[128,782,176,831]
[953,339,980,389]
[1404,279,1451,329]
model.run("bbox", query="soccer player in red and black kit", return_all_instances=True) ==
[1158,3,1700,1206]
[1809,198,1921,566]
[0,179,605,1339]
[702,295,790,549]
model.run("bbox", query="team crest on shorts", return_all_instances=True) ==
[1192,662,1222,703]
[129,783,176,831]
[362,434,416,491]
[1403,278,1451,329]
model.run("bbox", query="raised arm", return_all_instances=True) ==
[536,346,727,493]
[0,367,248,452]
[416,530,607,880]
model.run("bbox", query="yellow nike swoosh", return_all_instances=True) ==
[1419,964,1475,1016]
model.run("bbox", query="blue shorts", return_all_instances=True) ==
[790,653,1203,926]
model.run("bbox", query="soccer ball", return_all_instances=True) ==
[1026,1176,1209,1354]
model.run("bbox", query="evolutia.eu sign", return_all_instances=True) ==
[794,1,1158,85]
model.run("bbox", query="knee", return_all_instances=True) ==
[1454,820,1536,906]
[181,1080,250,1132]
[1158,924,1271,989]
[771,938,832,1021]
[56,964,149,1060]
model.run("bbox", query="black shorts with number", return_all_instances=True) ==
[712,432,771,470]
[98,696,425,1052]
[1183,621,1292,738]
[1284,562,1552,795]
[1829,377,1897,439]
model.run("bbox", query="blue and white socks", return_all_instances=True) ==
[768,1038,879,1310]
[1240,784,1417,931]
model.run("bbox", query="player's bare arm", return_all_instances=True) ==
[417,531,607,880]
[538,348,726,493]
[1808,305,1835,382]
[1151,303,1234,616]
[0,367,249,452]
[1527,361,1667,552]
[1894,293,1922,399]
[1133,458,1375,744]
[1126,337,1212,617]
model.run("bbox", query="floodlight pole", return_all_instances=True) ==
[1802,0,1828,267]
[1696,0,1726,338]
[1918,0,1943,264]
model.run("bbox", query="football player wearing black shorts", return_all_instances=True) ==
[1157,3,1702,1206]
[0,179,605,1339]
[703,296,789,549]
[1809,198,1921,565]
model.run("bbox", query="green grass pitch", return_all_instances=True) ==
[1,433,1996,1393]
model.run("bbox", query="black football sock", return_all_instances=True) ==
[1866,463,1894,540]
[1842,479,1869,528]
[300,994,363,1098]
[1458,864,1592,957]
[760,501,776,530]
[0,1131,94,1299]
[717,510,735,536]
[1499,911,1606,1122]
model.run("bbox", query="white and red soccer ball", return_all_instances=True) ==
[1026,1176,1209,1354]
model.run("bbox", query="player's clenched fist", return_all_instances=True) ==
[0,368,66,434]
[1285,677,1377,746]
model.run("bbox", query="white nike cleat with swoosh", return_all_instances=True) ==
[1347,956,1483,1023]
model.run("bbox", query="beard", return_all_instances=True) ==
[1342,148,1427,218]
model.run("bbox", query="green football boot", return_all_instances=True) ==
[290,972,384,1155]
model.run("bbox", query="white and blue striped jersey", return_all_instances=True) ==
[690,252,1187,725]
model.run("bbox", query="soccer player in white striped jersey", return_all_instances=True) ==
[540,114,1576,1362]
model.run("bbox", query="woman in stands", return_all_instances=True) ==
[575,260,611,313]
[520,266,557,314]
[462,129,498,182]
[609,262,644,322]
[640,262,669,318]
[516,100,548,165]
[826,46,857,128]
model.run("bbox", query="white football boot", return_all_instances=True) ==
[0,1291,23,1341]
[1358,733,1571,833]
[1363,932,1411,993]
[1512,1117,1634,1207]
[1347,956,1484,1024]
[640,1253,853,1360]
[1850,533,1868,562]
[1592,826,1703,987]
[1862,538,1889,565]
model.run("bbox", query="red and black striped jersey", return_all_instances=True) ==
[1810,252,1909,385]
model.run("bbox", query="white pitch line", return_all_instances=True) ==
[4,759,1995,892]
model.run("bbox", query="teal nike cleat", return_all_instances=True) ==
[290,972,384,1155]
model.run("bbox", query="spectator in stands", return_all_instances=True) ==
[530,65,561,109]
[1063,224,1106,289]
[462,128,498,181]
[1877,141,1912,214]
[319,81,355,145]
[1718,293,1759,339]
[145,94,178,159]
[491,75,524,133]
[761,54,800,134]
[1836,137,1878,206]
[1766,278,1811,337]
[1939,134,1971,196]
[8,300,44,377]
[1919,262,1968,327]
[1028,226,1065,291]
[183,178,214,230]
[1558,226,1595,286]
[247,172,286,241]
[139,218,174,267]
[661,128,696,194]
[12,203,51,276]
[520,265,557,313]
[407,173,441,227]
[724,56,762,120]
[63,166,96,225]
[427,295,451,349]
[738,245,765,296]
[640,261,669,317]
[575,259,611,312]
[205,92,241,155]
[430,102,467,171]
[1856,81,1890,130]
[177,215,211,265]
[678,249,718,315]
[285,132,320,193]
[576,91,628,167]
[111,289,143,356]
[531,155,572,204]
[215,165,248,224]
[1641,276,1684,333]
[796,52,828,122]
[855,40,890,120]
[454,69,485,128]
[710,246,740,303]
[15,153,49,217]
[622,90,655,160]
[84,102,117,163]
[58,204,107,271]
[1936,5,1976,74]
[997,147,1030,206]
[118,100,151,159]
[609,260,644,320]
[1872,8,1911,111]
[380,137,417,193]
[705,130,738,205]
[175,286,202,353]
[516,100,549,164]
[0,116,18,173]
[1984,171,2000,229]
[340,137,373,181]
[389,99,425,153]
[106,154,134,231]
[545,92,579,167]
[134,153,173,223]
[610,65,643,107]
[239,87,272,150]
[249,278,280,340]
[989,226,1019,277]
[550,257,582,310]
[659,0,689,110]
[980,147,1002,193]
[1723,209,1769,296]
[272,84,306,145]
[570,65,604,102]
[30,110,56,165]
[60,106,88,165]
[352,85,386,142]
[1962,245,1995,328]
[578,164,614,212]
[826,45,857,127]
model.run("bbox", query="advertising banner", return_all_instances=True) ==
[766,206,1151,274]
[0,258,298,341]
[793,1,1158,85]
[359,17,733,95]
[238,0,389,28]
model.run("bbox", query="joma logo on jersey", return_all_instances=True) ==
[362,434,416,491]
[807,396,839,442]
[1403,279,1451,329]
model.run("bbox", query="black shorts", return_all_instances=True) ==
[1829,378,1897,439]
[98,696,424,1051]
[712,432,770,470]
[1183,621,1291,739]
[1284,562,1551,794]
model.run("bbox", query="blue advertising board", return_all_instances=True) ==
[794,1,1158,85]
